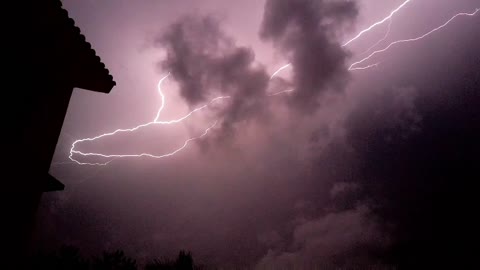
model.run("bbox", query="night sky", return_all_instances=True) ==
[37,0,479,268]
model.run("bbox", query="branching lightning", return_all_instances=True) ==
[349,8,479,71]
[342,0,411,47]
[66,3,479,166]
[262,1,411,73]
[71,121,219,165]
[359,18,393,56]
[69,66,293,165]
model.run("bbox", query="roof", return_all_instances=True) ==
[33,0,116,93]
[27,1,117,192]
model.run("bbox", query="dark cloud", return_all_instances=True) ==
[156,0,359,129]
[260,0,358,111]
[155,15,271,134]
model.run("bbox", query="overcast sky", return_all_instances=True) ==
[38,0,479,268]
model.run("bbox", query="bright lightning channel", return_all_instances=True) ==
[265,1,412,73]
[349,8,480,70]
[267,89,295,96]
[69,67,293,165]
[342,0,411,47]
[270,63,291,79]
[349,63,380,71]
[71,121,218,162]
[359,17,393,56]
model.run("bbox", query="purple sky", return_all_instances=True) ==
[39,0,479,268]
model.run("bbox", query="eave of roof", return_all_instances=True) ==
[38,0,116,93]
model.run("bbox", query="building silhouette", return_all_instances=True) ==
[12,0,116,263]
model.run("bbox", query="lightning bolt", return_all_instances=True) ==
[69,67,293,165]
[349,63,380,71]
[263,1,412,73]
[270,63,291,79]
[349,8,480,71]
[66,5,478,166]
[71,121,219,165]
[343,0,411,47]
[359,18,393,56]
[267,89,295,96]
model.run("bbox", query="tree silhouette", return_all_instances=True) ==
[92,250,137,270]
[144,258,175,270]
[175,250,194,270]
[145,250,195,270]
[27,247,205,270]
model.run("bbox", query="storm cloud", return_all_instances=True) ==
[156,0,359,127]
[260,0,358,111]
[155,15,271,133]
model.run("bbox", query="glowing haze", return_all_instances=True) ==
[40,0,479,268]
